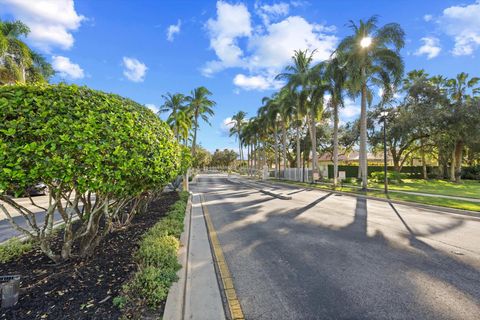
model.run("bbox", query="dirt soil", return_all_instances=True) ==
[0,192,179,320]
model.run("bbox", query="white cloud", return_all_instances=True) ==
[122,57,147,82]
[0,0,85,51]
[145,103,159,113]
[220,117,234,135]
[414,36,441,59]
[167,20,181,42]
[203,1,252,76]
[51,55,84,79]
[233,73,282,91]
[439,1,480,56]
[255,1,290,25]
[423,14,433,22]
[203,1,338,91]
[248,16,337,71]
[340,99,360,120]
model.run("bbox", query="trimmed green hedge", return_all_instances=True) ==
[0,83,181,261]
[119,191,189,312]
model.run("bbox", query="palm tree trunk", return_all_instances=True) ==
[192,116,198,155]
[309,108,317,182]
[282,121,287,178]
[274,124,279,178]
[296,118,301,169]
[333,103,339,187]
[359,71,368,190]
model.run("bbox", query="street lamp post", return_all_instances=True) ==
[380,111,389,194]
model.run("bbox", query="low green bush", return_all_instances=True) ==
[371,171,407,184]
[117,191,189,314]
[462,165,480,180]
[0,238,33,263]
[341,177,358,184]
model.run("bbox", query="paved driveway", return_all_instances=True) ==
[193,174,480,319]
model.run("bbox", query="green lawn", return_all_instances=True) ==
[270,179,480,212]
[365,179,480,199]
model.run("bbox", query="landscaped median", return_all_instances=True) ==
[268,179,480,212]
[0,191,189,319]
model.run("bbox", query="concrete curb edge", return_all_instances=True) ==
[163,192,193,320]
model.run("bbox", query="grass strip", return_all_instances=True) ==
[269,179,480,212]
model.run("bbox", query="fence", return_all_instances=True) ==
[270,168,313,182]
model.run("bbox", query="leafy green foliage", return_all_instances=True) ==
[0,238,33,263]
[0,83,181,261]
[371,171,407,184]
[120,191,189,312]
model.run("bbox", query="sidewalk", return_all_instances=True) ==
[164,193,226,320]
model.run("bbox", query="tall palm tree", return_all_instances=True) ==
[0,19,53,84]
[229,111,247,161]
[324,57,347,186]
[187,86,216,155]
[336,16,405,189]
[159,92,187,141]
[276,50,317,175]
[277,87,296,176]
[446,72,480,182]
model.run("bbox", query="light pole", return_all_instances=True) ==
[380,110,389,194]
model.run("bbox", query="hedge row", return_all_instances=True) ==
[0,84,184,261]
[115,191,189,314]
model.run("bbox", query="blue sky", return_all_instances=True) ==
[1,0,480,152]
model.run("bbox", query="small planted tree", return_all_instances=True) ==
[0,84,180,262]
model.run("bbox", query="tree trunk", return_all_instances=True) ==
[359,73,368,189]
[421,138,427,179]
[296,119,301,169]
[274,125,279,178]
[333,103,339,187]
[450,148,456,182]
[454,140,464,183]
[282,121,287,178]
[309,108,318,181]
[191,114,198,155]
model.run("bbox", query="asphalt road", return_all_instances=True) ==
[193,174,480,320]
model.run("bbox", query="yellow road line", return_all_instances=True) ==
[201,194,245,320]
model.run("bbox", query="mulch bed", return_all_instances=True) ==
[0,192,179,320]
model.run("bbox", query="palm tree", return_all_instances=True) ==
[159,92,187,141]
[0,19,53,84]
[336,16,405,189]
[277,87,296,176]
[446,72,480,182]
[276,50,317,176]
[186,86,216,155]
[324,57,347,187]
[229,111,247,161]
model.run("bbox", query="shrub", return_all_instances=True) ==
[0,238,33,263]
[371,171,406,184]
[341,177,358,184]
[462,165,480,180]
[118,191,189,313]
[0,84,181,262]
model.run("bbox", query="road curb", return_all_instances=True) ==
[201,194,245,320]
[265,179,480,219]
[163,193,193,320]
